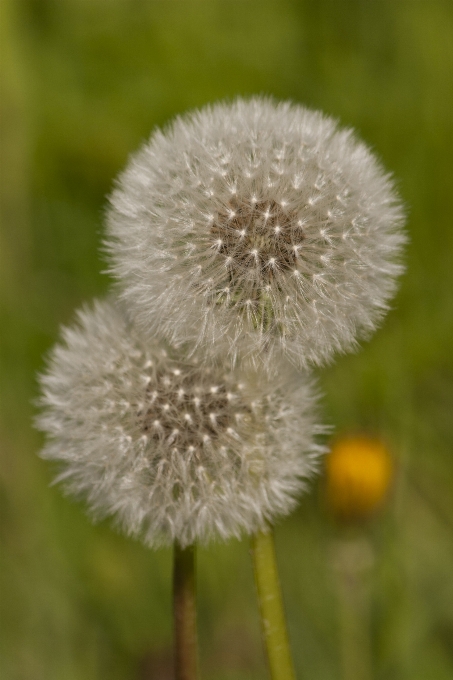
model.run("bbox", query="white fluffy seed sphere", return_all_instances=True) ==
[37,298,324,548]
[106,97,406,373]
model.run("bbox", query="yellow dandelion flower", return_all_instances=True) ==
[325,436,393,521]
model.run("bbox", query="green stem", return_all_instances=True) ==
[251,528,296,680]
[173,542,198,680]
[333,537,374,680]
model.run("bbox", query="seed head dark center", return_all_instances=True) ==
[211,199,303,279]
[141,372,234,449]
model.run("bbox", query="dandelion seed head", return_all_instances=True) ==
[36,298,324,548]
[106,98,406,372]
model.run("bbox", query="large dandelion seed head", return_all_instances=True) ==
[37,298,324,548]
[106,97,406,372]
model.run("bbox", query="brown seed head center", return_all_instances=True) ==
[141,370,237,451]
[211,199,303,280]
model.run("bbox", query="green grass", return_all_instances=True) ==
[1,1,452,678]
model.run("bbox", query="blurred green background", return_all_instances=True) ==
[1,0,452,678]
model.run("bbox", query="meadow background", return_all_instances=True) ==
[1,1,452,678]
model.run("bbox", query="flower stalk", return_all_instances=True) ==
[332,537,374,680]
[251,528,296,680]
[173,542,198,680]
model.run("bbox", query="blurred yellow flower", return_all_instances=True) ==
[325,437,393,521]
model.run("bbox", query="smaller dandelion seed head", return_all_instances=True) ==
[36,298,325,548]
[106,97,406,374]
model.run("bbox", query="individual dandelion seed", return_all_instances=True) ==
[36,297,325,549]
[106,97,406,374]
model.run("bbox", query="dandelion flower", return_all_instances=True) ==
[325,436,393,521]
[37,298,324,548]
[106,97,406,373]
